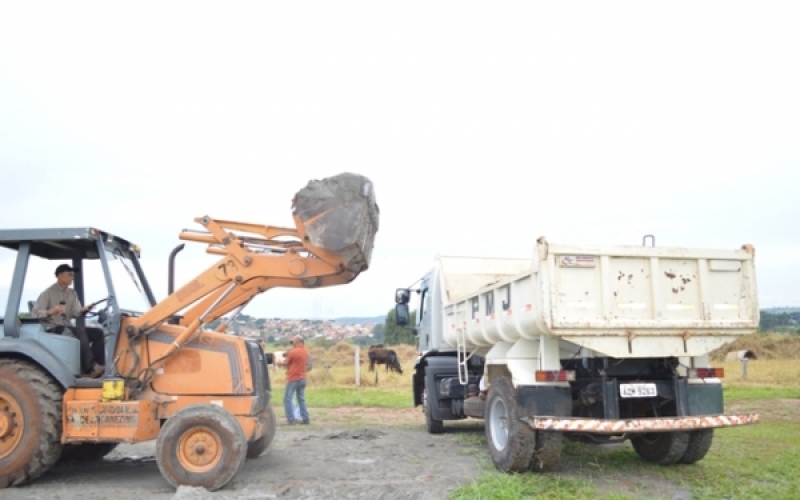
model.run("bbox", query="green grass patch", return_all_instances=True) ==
[724,386,800,402]
[451,471,600,500]
[270,385,410,408]
[451,419,800,499]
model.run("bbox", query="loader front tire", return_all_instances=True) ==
[156,404,247,491]
[246,405,277,458]
[0,359,63,488]
[484,376,535,472]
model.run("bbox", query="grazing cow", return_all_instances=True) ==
[368,345,403,374]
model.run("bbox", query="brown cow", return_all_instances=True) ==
[368,345,403,374]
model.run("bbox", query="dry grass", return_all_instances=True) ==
[270,336,800,390]
[710,333,800,361]
[718,358,800,389]
[271,342,418,389]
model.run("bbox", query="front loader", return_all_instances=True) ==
[0,172,379,490]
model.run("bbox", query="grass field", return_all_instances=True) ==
[269,338,800,499]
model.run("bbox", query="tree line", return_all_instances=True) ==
[760,310,800,333]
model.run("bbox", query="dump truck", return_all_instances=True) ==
[394,236,759,472]
[0,172,378,490]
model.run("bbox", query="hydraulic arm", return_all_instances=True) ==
[125,172,378,369]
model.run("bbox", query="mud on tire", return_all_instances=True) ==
[484,376,535,472]
[0,359,63,488]
[423,386,443,434]
[531,431,563,472]
[678,429,714,464]
[631,431,690,465]
[246,405,277,459]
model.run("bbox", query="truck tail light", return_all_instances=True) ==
[535,370,576,382]
[688,367,724,379]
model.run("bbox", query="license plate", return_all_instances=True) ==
[619,383,657,398]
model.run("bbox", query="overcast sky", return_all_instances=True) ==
[1,2,798,320]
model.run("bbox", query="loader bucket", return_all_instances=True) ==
[292,172,379,275]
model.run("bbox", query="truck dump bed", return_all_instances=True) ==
[441,238,759,358]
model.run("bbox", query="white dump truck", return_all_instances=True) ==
[393,236,759,472]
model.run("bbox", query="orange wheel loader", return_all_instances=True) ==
[0,172,378,491]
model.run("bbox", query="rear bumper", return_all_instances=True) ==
[521,412,759,434]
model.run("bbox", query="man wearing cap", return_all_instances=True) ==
[32,264,105,378]
[283,335,310,425]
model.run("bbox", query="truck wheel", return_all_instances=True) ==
[246,405,277,458]
[531,431,563,472]
[484,376,535,472]
[0,359,63,488]
[156,404,247,491]
[423,387,443,434]
[58,443,118,463]
[631,431,690,465]
[678,429,713,464]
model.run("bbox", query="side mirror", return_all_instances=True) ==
[395,288,410,304]
[395,303,410,326]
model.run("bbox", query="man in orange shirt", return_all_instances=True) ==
[284,335,310,425]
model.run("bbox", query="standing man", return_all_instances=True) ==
[33,264,105,378]
[284,335,310,425]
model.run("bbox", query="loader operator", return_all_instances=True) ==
[32,264,105,378]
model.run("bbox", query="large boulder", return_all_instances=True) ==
[292,172,379,276]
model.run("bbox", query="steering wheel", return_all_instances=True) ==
[83,297,111,320]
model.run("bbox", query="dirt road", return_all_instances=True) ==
[3,408,486,500]
[6,399,780,499]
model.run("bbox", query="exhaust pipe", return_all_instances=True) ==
[168,243,185,295]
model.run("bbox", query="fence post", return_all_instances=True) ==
[741,358,748,379]
[355,345,360,387]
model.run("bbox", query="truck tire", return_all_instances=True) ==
[631,431,690,465]
[0,359,63,488]
[58,443,118,463]
[156,404,247,491]
[423,386,443,434]
[678,429,713,464]
[484,376,535,472]
[246,405,277,458]
[531,431,563,472]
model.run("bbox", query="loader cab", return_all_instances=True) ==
[0,227,156,385]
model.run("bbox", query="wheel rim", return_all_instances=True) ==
[489,396,509,451]
[0,389,25,460]
[177,426,223,473]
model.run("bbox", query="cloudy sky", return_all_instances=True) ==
[1,2,798,320]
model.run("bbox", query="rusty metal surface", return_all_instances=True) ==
[521,412,759,434]
[63,400,160,442]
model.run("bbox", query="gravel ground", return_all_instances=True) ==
[3,417,486,500]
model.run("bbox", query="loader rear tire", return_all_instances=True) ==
[58,442,119,463]
[632,431,690,465]
[0,359,63,488]
[156,404,247,491]
[678,429,714,464]
[484,376,535,472]
[246,405,277,458]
